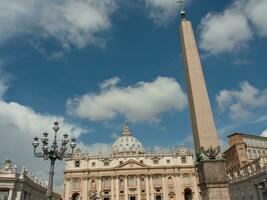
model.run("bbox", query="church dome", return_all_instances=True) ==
[112,122,145,154]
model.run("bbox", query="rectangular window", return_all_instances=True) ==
[166,159,170,164]
[104,161,110,166]
[181,156,187,164]
[74,161,80,168]
[153,160,159,165]
[92,162,96,167]
[140,177,145,186]
[120,179,124,187]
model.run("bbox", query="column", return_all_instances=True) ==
[16,189,23,200]
[116,177,119,200]
[257,184,264,200]
[82,177,88,200]
[145,176,150,200]
[8,189,14,200]
[65,178,71,200]
[192,174,198,200]
[124,176,128,200]
[150,176,154,200]
[98,177,102,194]
[162,175,167,200]
[175,175,180,200]
[137,176,141,200]
[111,177,115,200]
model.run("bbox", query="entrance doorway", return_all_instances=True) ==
[104,198,110,200]
[72,193,80,200]
[129,196,136,200]
[155,195,162,200]
[184,188,192,200]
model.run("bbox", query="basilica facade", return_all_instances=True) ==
[63,123,199,200]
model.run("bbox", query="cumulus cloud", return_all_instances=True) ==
[144,0,177,25]
[245,0,267,37]
[262,129,267,137]
[216,81,267,120]
[199,0,267,54]
[0,75,86,191]
[99,76,121,90]
[77,142,112,155]
[144,0,191,25]
[0,0,116,49]
[67,76,187,122]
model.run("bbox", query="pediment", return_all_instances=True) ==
[115,159,148,169]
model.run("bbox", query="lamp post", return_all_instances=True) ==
[32,121,76,200]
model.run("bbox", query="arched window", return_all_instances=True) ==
[168,177,174,185]
[153,175,162,186]
[91,180,96,191]
[183,174,190,185]
[72,178,80,189]
[102,177,111,189]
[128,176,137,187]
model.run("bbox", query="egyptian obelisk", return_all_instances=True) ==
[177,2,230,199]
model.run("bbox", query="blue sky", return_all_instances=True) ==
[0,0,266,189]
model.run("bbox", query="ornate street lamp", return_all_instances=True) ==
[32,121,76,200]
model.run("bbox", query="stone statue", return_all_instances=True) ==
[2,159,12,171]
[247,166,252,174]
[240,169,244,177]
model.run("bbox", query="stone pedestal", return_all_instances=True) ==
[197,161,230,200]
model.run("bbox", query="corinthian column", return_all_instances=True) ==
[124,176,128,200]
[137,176,141,200]
[111,177,115,200]
[116,177,119,200]
[146,176,150,200]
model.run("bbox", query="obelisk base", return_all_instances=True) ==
[197,161,230,200]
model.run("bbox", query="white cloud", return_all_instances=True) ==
[216,81,267,120]
[199,0,267,54]
[99,77,121,90]
[199,2,252,54]
[77,142,112,155]
[0,76,86,192]
[67,76,187,122]
[144,0,177,25]
[144,0,191,25]
[0,0,116,49]
[262,129,267,137]
[245,0,267,37]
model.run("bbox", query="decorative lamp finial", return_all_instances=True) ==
[177,0,186,20]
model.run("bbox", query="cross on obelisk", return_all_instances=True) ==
[177,2,230,200]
